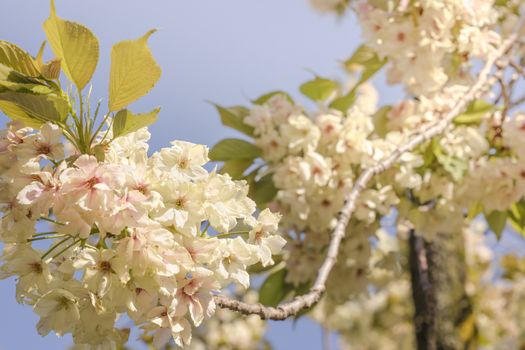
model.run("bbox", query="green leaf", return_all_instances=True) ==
[219,159,253,180]
[467,202,483,220]
[41,58,62,80]
[109,29,161,112]
[508,200,525,236]
[0,81,53,95]
[0,101,44,128]
[344,45,378,70]
[112,107,160,138]
[253,173,278,206]
[372,106,391,137]
[299,77,338,102]
[344,45,387,86]
[259,268,288,307]
[248,255,283,274]
[435,153,468,181]
[454,100,494,125]
[485,210,507,239]
[0,40,40,77]
[252,91,293,105]
[329,89,356,113]
[209,138,261,161]
[214,104,254,136]
[43,0,99,90]
[0,91,68,124]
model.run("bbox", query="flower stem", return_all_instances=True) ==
[41,236,72,260]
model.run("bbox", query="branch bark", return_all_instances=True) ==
[214,20,523,320]
[409,229,437,350]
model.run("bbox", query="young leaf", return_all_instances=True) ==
[252,91,294,105]
[214,104,254,136]
[372,105,391,137]
[508,200,525,236]
[344,45,378,70]
[0,81,53,95]
[453,100,494,125]
[43,0,99,90]
[435,153,468,181]
[0,101,44,128]
[219,159,253,180]
[299,77,338,102]
[41,58,62,80]
[253,173,278,206]
[259,268,288,307]
[485,210,507,239]
[209,138,261,161]
[329,89,356,113]
[112,107,160,138]
[344,45,387,86]
[0,91,68,123]
[109,29,161,112]
[0,40,40,77]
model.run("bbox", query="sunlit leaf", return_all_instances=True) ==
[112,107,160,138]
[344,45,387,86]
[0,101,44,128]
[299,77,338,102]
[252,91,293,105]
[372,105,391,137]
[0,91,68,124]
[329,89,356,113]
[453,100,494,125]
[214,104,254,136]
[43,0,99,90]
[508,200,525,236]
[209,138,261,161]
[109,29,161,111]
[0,40,40,77]
[0,80,53,94]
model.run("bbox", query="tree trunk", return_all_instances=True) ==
[408,229,474,350]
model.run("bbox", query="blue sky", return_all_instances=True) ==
[0,1,401,349]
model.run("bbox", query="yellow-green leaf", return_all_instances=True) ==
[219,159,253,180]
[0,101,44,128]
[41,58,62,80]
[0,80,53,94]
[43,0,99,89]
[485,210,507,239]
[0,91,68,123]
[252,91,294,105]
[454,100,494,125]
[299,77,338,102]
[214,104,254,136]
[209,138,261,161]
[329,89,356,113]
[0,40,40,77]
[112,107,160,138]
[109,29,161,112]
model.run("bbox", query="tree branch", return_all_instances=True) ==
[214,20,523,320]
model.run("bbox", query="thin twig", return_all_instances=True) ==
[214,20,523,320]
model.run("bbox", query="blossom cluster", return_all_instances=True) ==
[245,92,398,291]
[357,0,508,95]
[0,121,285,349]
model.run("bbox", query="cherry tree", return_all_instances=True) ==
[1,0,525,349]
